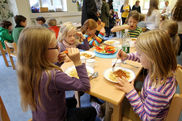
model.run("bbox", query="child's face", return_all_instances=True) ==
[136,49,151,69]
[65,29,77,45]
[20,20,27,27]
[37,20,43,25]
[88,28,97,37]
[8,25,12,31]
[47,38,60,63]
[128,17,138,30]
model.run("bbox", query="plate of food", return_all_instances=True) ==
[95,45,117,55]
[80,51,95,59]
[103,67,135,83]
[65,66,94,79]
[104,40,120,46]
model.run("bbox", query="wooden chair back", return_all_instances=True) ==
[0,96,10,121]
[165,65,182,121]
[0,42,9,67]
[4,41,17,70]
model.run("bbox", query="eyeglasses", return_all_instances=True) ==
[48,44,59,50]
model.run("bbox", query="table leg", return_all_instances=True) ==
[111,103,122,121]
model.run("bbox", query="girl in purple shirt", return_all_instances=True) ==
[17,27,96,121]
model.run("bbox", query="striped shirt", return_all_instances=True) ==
[122,26,142,38]
[84,32,104,46]
[125,53,177,121]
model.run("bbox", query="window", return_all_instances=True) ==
[29,0,67,12]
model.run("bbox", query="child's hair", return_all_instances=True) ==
[136,30,177,86]
[139,14,145,22]
[17,26,61,111]
[81,19,98,34]
[14,15,26,25]
[36,16,46,23]
[171,0,182,21]
[125,10,140,24]
[0,20,12,29]
[128,10,140,21]
[160,20,180,55]
[48,18,57,26]
[58,22,76,42]
[147,0,159,16]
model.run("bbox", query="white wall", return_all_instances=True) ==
[7,0,81,26]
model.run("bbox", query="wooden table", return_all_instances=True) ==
[61,40,142,121]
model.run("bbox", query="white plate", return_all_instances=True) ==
[103,67,135,83]
[104,40,120,46]
[80,51,95,59]
[65,66,94,78]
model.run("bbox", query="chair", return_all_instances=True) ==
[165,65,182,121]
[0,42,9,67]
[4,41,17,70]
[0,96,10,121]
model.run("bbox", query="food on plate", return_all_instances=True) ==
[109,69,130,82]
[95,45,117,54]
[63,50,68,54]
[68,69,91,79]
[80,53,92,58]
[104,40,115,45]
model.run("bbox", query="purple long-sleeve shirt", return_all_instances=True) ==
[59,39,90,52]
[32,64,90,121]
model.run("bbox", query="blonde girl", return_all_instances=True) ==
[160,20,180,55]
[116,30,177,121]
[120,0,131,24]
[17,26,96,121]
[81,19,105,47]
[146,0,161,30]
[58,22,90,52]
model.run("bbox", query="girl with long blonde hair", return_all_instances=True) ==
[116,30,177,120]
[17,26,96,121]
[120,0,131,24]
[146,0,161,30]
[58,22,90,52]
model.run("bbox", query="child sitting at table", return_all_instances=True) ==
[115,30,177,121]
[58,22,90,52]
[0,20,13,49]
[36,16,48,28]
[48,18,60,39]
[111,10,142,38]
[81,19,105,47]
[12,15,27,43]
[16,26,97,121]
[160,20,180,55]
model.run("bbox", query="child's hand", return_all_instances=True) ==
[117,49,128,61]
[67,48,82,66]
[115,77,134,93]
[58,52,66,63]
[76,32,85,40]
[100,27,106,34]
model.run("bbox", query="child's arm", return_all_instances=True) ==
[54,48,90,91]
[76,32,90,50]
[111,25,129,32]
[118,50,140,62]
[116,76,176,120]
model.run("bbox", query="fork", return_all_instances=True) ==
[112,58,119,72]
